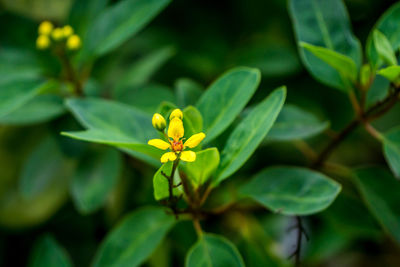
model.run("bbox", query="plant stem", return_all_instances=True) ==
[193,218,203,237]
[56,49,83,96]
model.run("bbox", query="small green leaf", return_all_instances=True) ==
[366,2,400,68]
[373,30,397,66]
[185,234,245,267]
[196,67,261,143]
[28,234,73,267]
[289,0,362,91]
[240,166,341,215]
[92,206,175,267]
[71,147,122,214]
[267,104,329,141]
[114,46,175,99]
[300,42,357,87]
[63,98,162,166]
[181,148,220,187]
[182,106,203,139]
[19,136,72,199]
[175,78,203,107]
[215,87,286,184]
[82,0,171,58]
[354,167,400,243]
[378,65,400,83]
[153,162,182,201]
[383,127,400,178]
[0,95,65,125]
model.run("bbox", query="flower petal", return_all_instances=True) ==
[148,139,171,150]
[161,152,177,163]
[168,118,184,140]
[183,132,206,148]
[180,151,196,162]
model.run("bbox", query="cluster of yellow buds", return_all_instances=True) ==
[149,109,206,163]
[36,21,81,51]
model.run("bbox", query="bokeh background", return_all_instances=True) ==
[1,0,400,266]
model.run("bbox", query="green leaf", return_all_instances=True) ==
[300,42,358,87]
[378,65,400,83]
[71,147,122,214]
[366,2,400,68]
[383,126,400,178]
[181,148,220,187]
[28,234,73,267]
[114,46,175,98]
[289,0,362,91]
[196,67,261,143]
[175,78,204,107]
[62,98,162,166]
[0,95,65,125]
[185,234,245,267]
[215,87,286,184]
[267,104,329,141]
[182,106,203,139]
[373,30,397,66]
[240,166,341,215]
[19,136,72,199]
[92,206,175,267]
[82,0,171,58]
[0,78,51,118]
[354,167,400,243]
[153,161,182,201]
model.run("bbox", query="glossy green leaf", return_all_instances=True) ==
[354,167,400,243]
[153,161,182,201]
[182,106,203,139]
[215,87,286,184]
[378,65,400,83]
[383,127,400,178]
[300,42,358,86]
[181,148,220,187]
[28,234,73,267]
[0,95,65,125]
[62,98,162,166]
[114,46,175,98]
[240,166,341,215]
[19,136,71,199]
[92,206,175,267]
[267,104,329,141]
[289,0,362,91]
[71,148,122,214]
[366,75,391,108]
[175,78,204,107]
[82,0,171,58]
[196,67,261,143]
[185,234,245,267]
[373,30,397,66]
[366,2,400,68]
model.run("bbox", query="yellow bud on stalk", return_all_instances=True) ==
[36,35,51,50]
[38,21,53,35]
[169,109,183,120]
[62,25,74,38]
[152,113,167,131]
[66,35,81,50]
[51,27,64,41]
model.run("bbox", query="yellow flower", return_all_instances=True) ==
[38,21,53,35]
[51,27,64,41]
[36,35,51,50]
[62,25,74,38]
[148,109,206,163]
[152,113,166,131]
[66,35,81,50]
[170,108,183,120]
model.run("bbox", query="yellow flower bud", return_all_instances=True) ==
[152,113,166,131]
[169,109,183,120]
[36,35,51,50]
[66,35,81,50]
[51,27,64,41]
[38,21,53,35]
[62,25,74,38]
